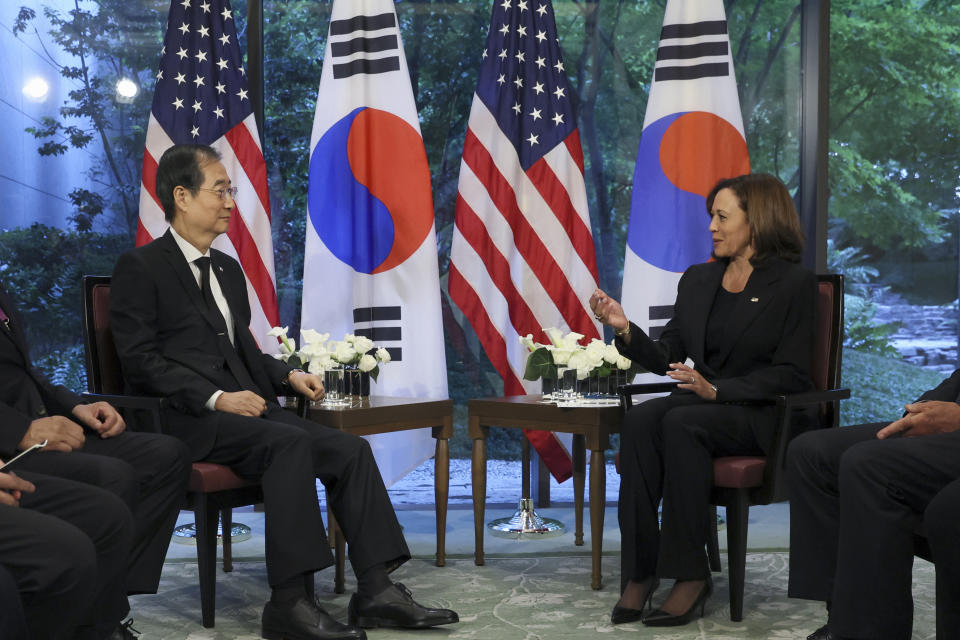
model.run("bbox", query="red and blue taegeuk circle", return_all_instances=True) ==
[308,107,434,274]
[627,111,750,272]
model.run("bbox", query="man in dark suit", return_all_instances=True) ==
[0,281,191,637]
[110,143,457,640]
[1,467,133,639]
[788,370,960,640]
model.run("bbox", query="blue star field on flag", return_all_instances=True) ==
[151,0,251,144]
[475,0,576,170]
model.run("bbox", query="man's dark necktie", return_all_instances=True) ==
[194,256,261,395]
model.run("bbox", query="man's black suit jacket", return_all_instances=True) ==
[915,368,960,404]
[0,283,83,457]
[110,230,294,456]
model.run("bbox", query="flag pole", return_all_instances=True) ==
[247,0,265,140]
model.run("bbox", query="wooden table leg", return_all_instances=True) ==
[434,431,449,567]
[590,447,606,590]
[471,417,486,566]
[572,434,585,546]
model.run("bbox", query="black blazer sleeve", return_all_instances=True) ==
[613,270,696,375]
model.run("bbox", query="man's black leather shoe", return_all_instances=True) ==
[261,597,366,640]
[807,624,848,640]
[348,582,459,629]
[109,619,140,639]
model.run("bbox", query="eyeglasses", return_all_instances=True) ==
[198,186,239,201]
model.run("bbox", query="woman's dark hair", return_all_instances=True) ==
[705,173,804,264]
[156,144,222,222]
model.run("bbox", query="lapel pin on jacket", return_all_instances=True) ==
[750,297,759,302]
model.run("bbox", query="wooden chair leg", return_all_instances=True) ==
[707,504,722,572]
[195,496,219,628]
[725,492,750,622]
[327,509,345,594]
[304,572,316,601]
[221,508,233,573]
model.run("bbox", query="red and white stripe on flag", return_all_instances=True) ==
[449,0,601,483]
[137,0,279,347]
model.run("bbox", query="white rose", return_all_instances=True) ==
[333,341,357,363]
[585,339,606,357]
[567,350,589,372]
[358,354,377,372]
[376,347,391,363]
[616,355,632,370]
[343,333,356,344]
[603,343,620,364]
[585,349,604,369]
[307,354,333,375]
[559,331,585,350]
[548,346,574,365]
[353,335,375,354]
[300,340,328,358]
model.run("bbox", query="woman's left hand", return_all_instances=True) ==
[667,363,717,401]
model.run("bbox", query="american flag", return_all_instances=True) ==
[449,0,600,482]
[137,0,279,346]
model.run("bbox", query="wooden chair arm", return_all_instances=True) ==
[82,392,164,433]
[774,388,851,408]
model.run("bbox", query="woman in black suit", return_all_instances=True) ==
[590,173,816,627]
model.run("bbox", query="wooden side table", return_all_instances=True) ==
[468,395,621,589]
[300,396,454,591]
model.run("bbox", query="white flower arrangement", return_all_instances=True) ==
[267,327,391,382]
[521,327,641,383]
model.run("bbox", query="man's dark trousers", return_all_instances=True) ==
[788,423,960,639]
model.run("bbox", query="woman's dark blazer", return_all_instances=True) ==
[615,257,817,449]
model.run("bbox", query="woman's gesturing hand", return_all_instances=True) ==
[667,362,718,401]
[589,288,629,332]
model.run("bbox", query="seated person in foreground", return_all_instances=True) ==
[110,143,458,640]
[788,370,960,640]
[1,466,134,639]
[1,278,190,638]
[590,173,816,627]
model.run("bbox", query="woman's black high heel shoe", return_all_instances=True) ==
[610,578,660,624]
[642,577,712,627]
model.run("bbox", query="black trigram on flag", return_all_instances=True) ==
[654,20,730,83]
[648,304,674,340]
[330,12,401,79]
[354,306,402,361]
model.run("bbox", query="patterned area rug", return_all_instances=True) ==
[128,553,936,639]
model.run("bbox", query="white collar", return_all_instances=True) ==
[169,226,210,264]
